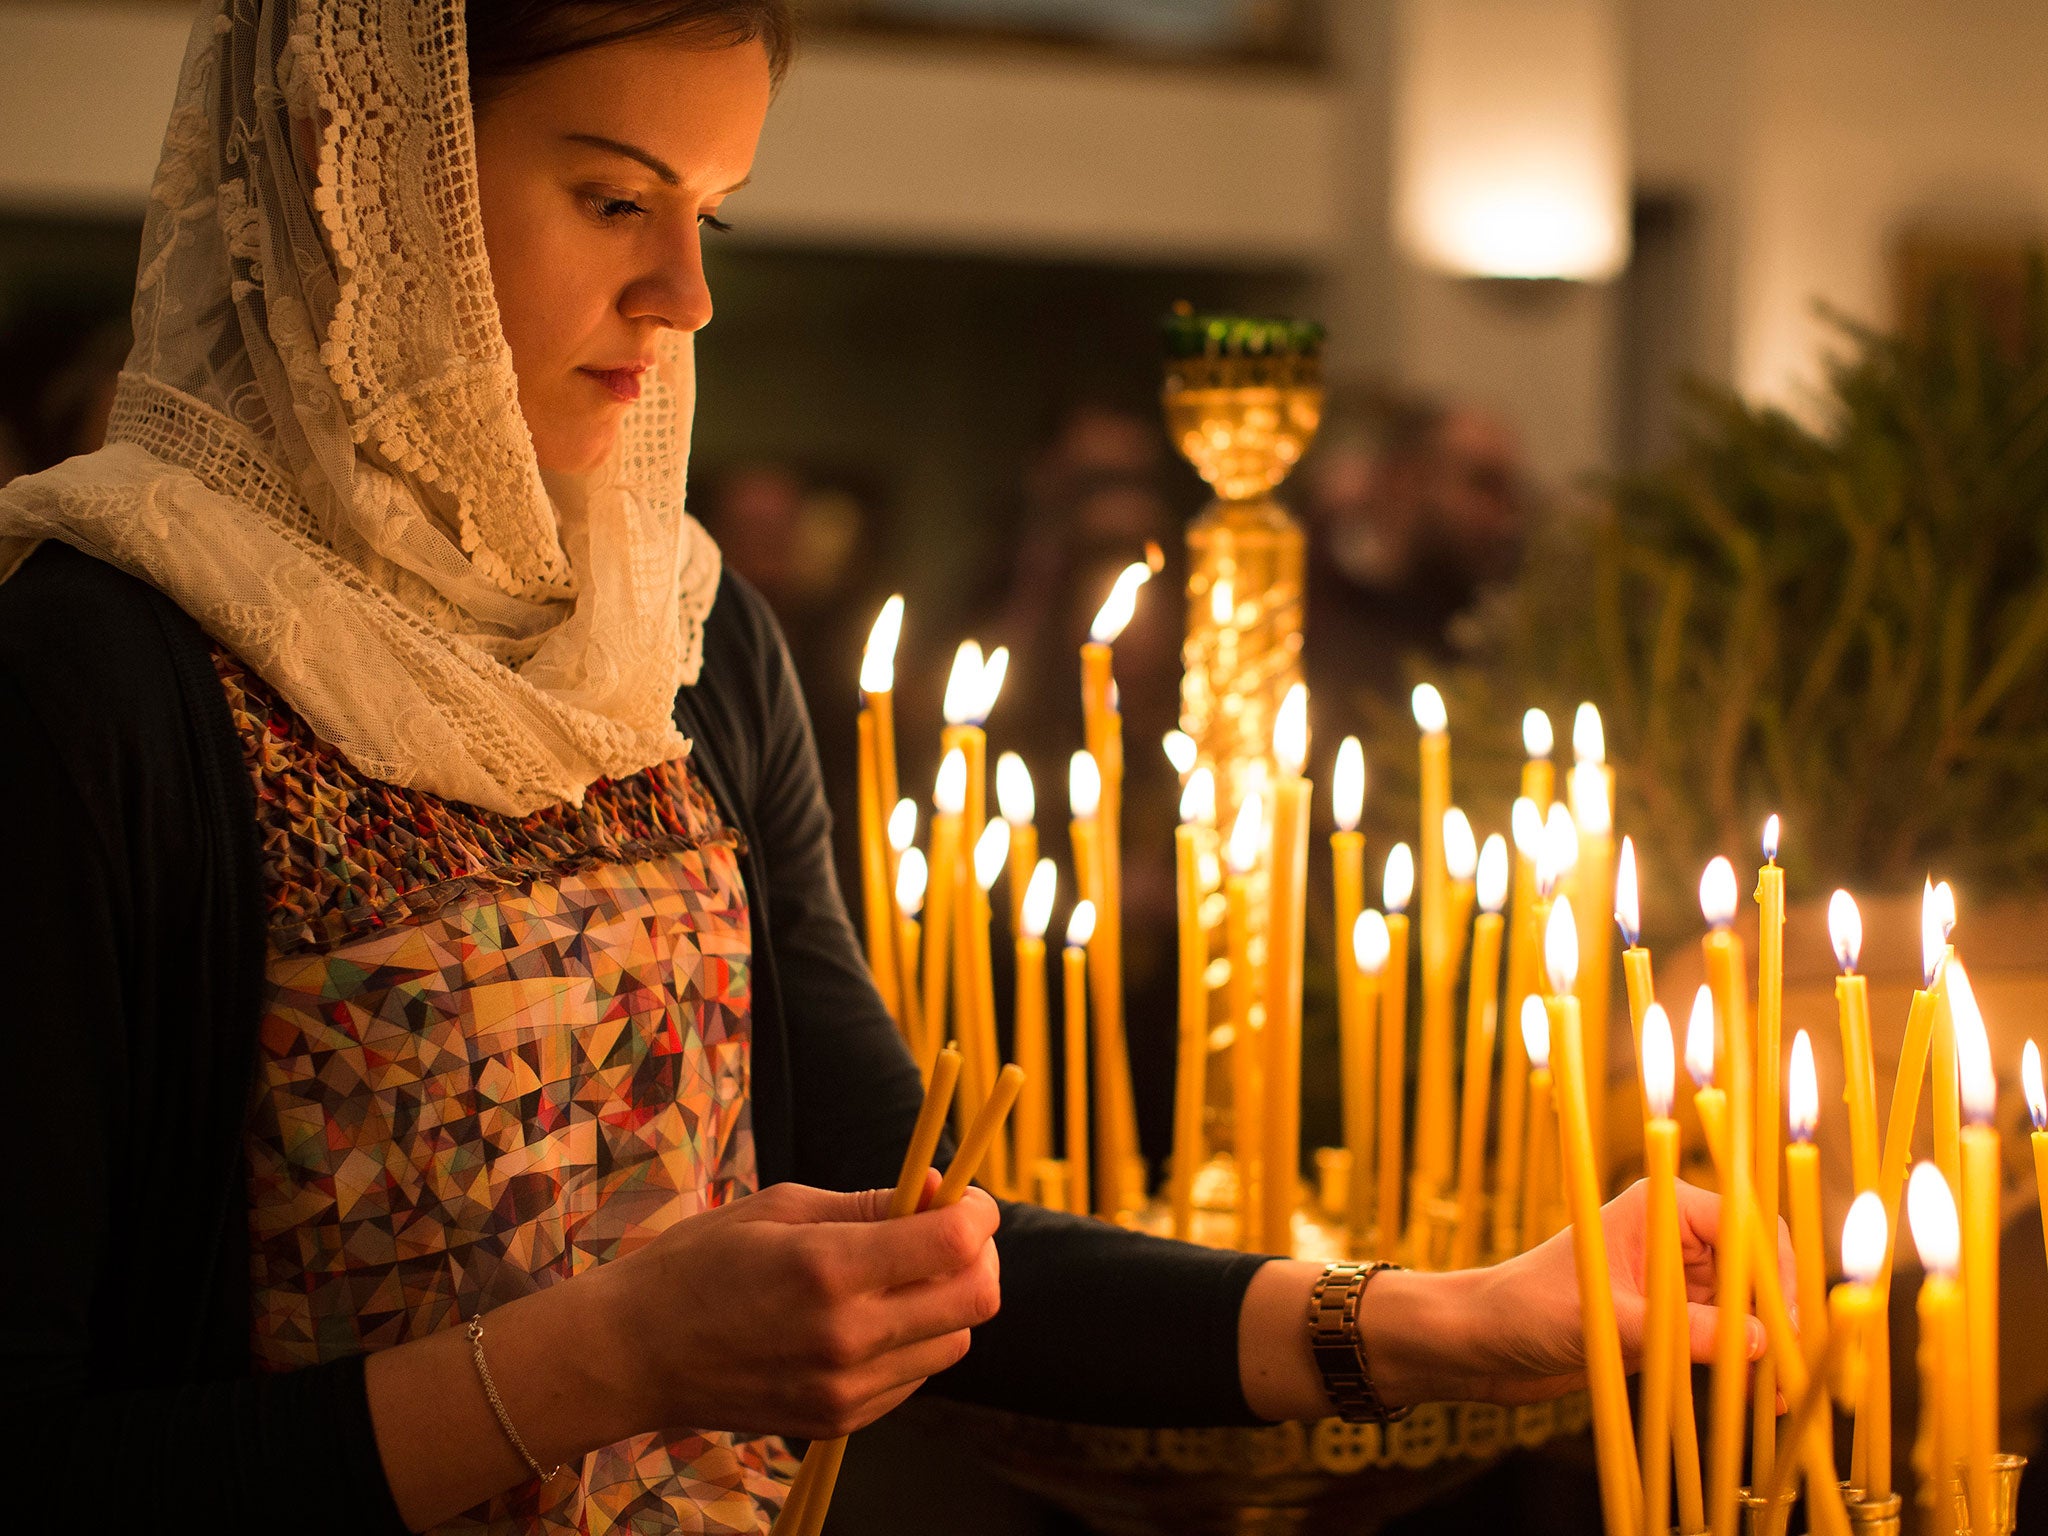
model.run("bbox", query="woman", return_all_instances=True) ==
[0,3,1758,1531]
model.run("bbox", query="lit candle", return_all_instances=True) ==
[1931,883,1962,1198]
[1415,805,1479,1252]
[1545,898,1641,1536]
[1950,962,1999,1536]
[1263,684,1312,1255]
[2026,1040,2048,1274]
[1786,1031,1827,1377]
[1172,771,1217,1238]
[1616,834,1663,1152]
[1450,833,1508,1269]
[1378,843,1415,1257]
[1826,889,1881,1493]
[1520,996,1558,1253]
[1063,900,1096,1219]
[1413,685,1452,1229]
[1643,1002,1708,1536]
[1068,751,1117,1218]
[1225,797,1264,1249]
[894,845,929,1071]
[922,751,968,1069]
[967,818,1012,1193]
[1351,912,1391,1247]
[1568,704,1616,1192]
[1163,728,1198,779]
[1015,859,1057,1183]
[1752,819,1786,1486]
[860,597,906,877]
[1332,734,1369,1220]
[1698,856,1753,1536]
[1495,791,1549,1257]
[1863,881,1951,1504]
[857,599,908,1018]
[1908,1163,1964,1536]
[997,752,1039,939]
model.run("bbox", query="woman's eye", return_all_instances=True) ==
[586,194,649,224]
[699,213,734,234]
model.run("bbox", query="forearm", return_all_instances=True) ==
[366,1267,646,1531]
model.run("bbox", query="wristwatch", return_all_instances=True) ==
[1307,1260,1412,1425]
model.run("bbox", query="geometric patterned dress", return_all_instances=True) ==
[222,648,797,1534]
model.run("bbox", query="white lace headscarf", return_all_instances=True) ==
[0,0,721,815]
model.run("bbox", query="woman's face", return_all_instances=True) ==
[472,35,771,474]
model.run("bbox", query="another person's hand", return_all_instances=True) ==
[594,1175,1001,1438]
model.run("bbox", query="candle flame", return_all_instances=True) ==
[1163,730,1198,777]
[974,819,1011,891]
[996,752,1035,827]
[1572,702,1605,764]
[1068,751,1101,819]
[1545,896,1580,994]
[1936,880,1957,937]
[1477,834,1510,913]
[896,846,929,916]
[1180,766,1216,826]
[933,749,968,815]
[1615,836,1641,947]
[1521,994,1550,1071]
[1788,1028,1818,1142]
[1444,807,1478,882]
[1569,760,1612,836]
[1922,878,1945,988]
[1274,683,1309,776]
[1841,1191,1887,1285]
[942,641,984,726]
[1066,899,1097,949]
[1511,796,1543,858]
[1642,1002,1674,1119]
[1354,910,1392,974]
[1383,842,1415,913]
[1948,959,1995,1125]
[1021,858,1057,939]
[1685,985,1716,1088]
[1333,736,1366,831]
[860,595,904,694]
[976,647,1009,721]
[888,798,918,855]
[1145,540,1165,573]
[2022,1039,2045,1132]
[1829,889,1862,974]
[1907,1161,1960,1276]
[1226,792,1265,876]
[1537,803,1579,897]
[1762,813,1781,864]
[1699,856,1738,928]
[1090,561,1152,644]
[1411,682,1448,735]
[1523,707,1554,759]
[1210,576,1234,625]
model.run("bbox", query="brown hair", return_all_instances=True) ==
[466,1,796,106]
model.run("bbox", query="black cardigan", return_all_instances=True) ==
[0,544,1267,1532]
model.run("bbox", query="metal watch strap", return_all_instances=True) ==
[1307,1260,1412,1426]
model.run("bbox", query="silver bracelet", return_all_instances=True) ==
[467,1315,564,1484]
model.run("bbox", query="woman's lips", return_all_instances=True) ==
[580,365,646,403]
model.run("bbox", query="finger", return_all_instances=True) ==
[833,1188,1001,1291]
[750,1182,897,1226]
[1685,1299,1766,1364]
[866,1244,1001,1352]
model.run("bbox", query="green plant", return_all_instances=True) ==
[1423,265,2048,930]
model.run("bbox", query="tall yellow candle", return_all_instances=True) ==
[857,709,904,1025]
[1225,796,1264,1250]
[860,596,905,841]
[1350,913,1390,1247]
[1569,704,1615,1191]
[971,819,1012,1194]
[1825,892,1880,1492]
[1415,807,1478,1250]
[2026,1041,2048,1273]
[1332,737,1370,1243]
[1451,835,1509,1269]
[1062,901,1096,1219]
[1617,836,1655,1129]
[1908,1163,1964,1536]
[1931,883,1962,1198]
[996,752,1039,940]
[1412,686,1451,1214]
[1495,791,1549,1258]
[1785,1031,1828,1375]
[1950,963,1999,1536]
[1519,997,1558,1253]
[1068,751,1120,1218]
[1752,818,1786,1487]
[1698,856,1753,1536]
[1014,860,1057,1180]
[1544,898,1641,1536]
[1641,1002,1683,1536]
[894,849,930,1074]
[922,751,967,1066]
[1378,845,1415,1257]
[1263,685,1312,1256]
[1171,771,1216,1239]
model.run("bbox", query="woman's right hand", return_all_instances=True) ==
[592,1177,1003,1439]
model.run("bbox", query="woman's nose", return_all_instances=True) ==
[620,228,713,334]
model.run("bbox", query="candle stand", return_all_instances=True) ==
[1947,1454,2027,1536]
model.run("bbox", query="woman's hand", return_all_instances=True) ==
[593,1176,1002,1439]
